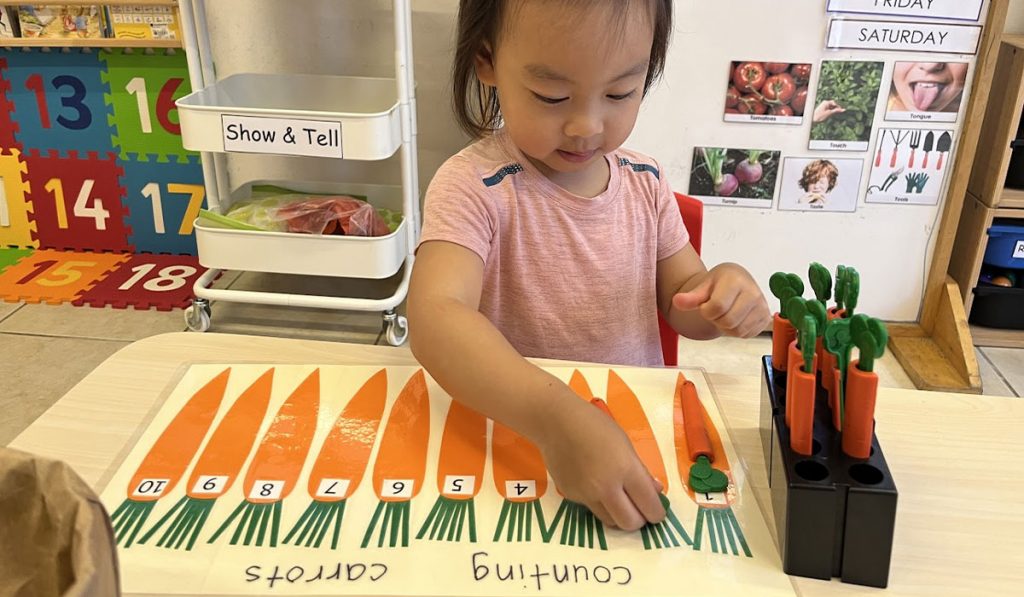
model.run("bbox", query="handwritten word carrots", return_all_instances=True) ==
[110,368,230,548]
[284,369,388,549]
[606,370,692,550]
[361,370,431,548]
[417,400,487,542]
[673,373,752,557]
[139,369,274,550]
[491,421,550,543]
[209,369,321,547]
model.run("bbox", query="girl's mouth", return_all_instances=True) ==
[909,81,947,111]
[557,149,597,163]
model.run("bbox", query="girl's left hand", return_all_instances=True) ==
[672,264,771,338]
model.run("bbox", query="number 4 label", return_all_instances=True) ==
[315,478,350,499]
[505,480,537,499]
[249,480,285,501]
[381,479,413,499]
[132,478,170,498]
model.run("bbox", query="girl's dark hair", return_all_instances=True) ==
[452,0,673,139]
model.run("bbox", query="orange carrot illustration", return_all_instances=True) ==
[208,369,321,547]
[110,368,231,548]
[491,420,550,543]
[361,369,431,548]
[673,373,751,557]
[284,369,388,549]
[606,370,692,550]
[138,369,274,550]
[417,399,487,542]
[545,370,608,550]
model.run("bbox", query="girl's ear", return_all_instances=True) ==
[475,42,497,87]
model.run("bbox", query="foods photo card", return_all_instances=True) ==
[687,147,781,208]
[808,60,885,152]
[884,61,969,123]
[777,157,864,213]
[724,61,811,125]
[866,128,953,206]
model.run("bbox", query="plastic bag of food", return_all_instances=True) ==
[223,194,396,236]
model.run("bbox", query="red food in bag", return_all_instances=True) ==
[274,196,391,236]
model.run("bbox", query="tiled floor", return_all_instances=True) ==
[2,274,1021,445]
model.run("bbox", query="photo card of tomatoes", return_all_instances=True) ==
[688,147,781,208]
[725,61,811,125]
[866,128,953,206]
[809,61,885,152]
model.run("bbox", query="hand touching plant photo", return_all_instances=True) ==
[809,61,884,151]
[688,147,781,208]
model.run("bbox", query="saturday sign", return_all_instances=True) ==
[827,19,982,54]
[827,0,984,22]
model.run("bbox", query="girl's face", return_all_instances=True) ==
[891,62,968,112]
[475,1,653,190]
[808,175,830,196]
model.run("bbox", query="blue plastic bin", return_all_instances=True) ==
[983,224,1024,269]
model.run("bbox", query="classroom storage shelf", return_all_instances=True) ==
[0,1,182,48]
[177,73,402,160]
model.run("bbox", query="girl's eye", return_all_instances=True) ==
[608,90,636,101]
[533,92,567,104]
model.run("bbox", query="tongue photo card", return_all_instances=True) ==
[884,61,969,124]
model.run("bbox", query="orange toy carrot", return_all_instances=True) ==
[491,420,549,543]
[416,399,487,542]
[680,377,714,462]
[284,369,389,549]
[110,368,231,548]
[361,369,431,548]
[545,370,608,550]
[138,369,274,550]
[606,370,691,550]
[673,373,751,557]
[208,369,321,547]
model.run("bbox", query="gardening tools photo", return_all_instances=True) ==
[921,131,935,168]
[889,130,908,168]
[867,168,904,194]
[875,131,886,167]
[936,132,952,170]
[907,130,921,168]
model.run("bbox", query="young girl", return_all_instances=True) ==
[408,0,769,533]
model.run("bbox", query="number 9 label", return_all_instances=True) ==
[381,479,414,499]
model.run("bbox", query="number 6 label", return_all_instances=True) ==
[381,479,414,499]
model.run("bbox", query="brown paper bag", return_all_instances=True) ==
[0,447,120,596]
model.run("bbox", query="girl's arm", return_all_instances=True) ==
[656,244,771,340]
[409,240,665,530]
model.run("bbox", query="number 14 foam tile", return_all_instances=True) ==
[73,253,206,311]
[0,249,128,305]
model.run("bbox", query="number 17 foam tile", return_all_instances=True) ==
[0,249,128,305]
[73,253,205,311]
[119,156,204,255]
[24,149,132,252]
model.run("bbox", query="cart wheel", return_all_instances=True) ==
[185,300,212,333]
[383,313,408,346]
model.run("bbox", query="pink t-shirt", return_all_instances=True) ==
[418,129,689,366]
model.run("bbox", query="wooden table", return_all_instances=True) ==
[10,332,1024,596]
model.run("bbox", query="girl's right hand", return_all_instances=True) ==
[537,398,666,531]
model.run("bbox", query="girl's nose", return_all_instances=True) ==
[564,105,603,139]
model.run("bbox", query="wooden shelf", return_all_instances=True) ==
[0,1,176,5]
[971,325,1024,348]
[1001,187,1024,208]
[1,38,180,48]
[994,206,1024,218]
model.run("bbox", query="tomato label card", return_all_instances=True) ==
[724,60,810,125]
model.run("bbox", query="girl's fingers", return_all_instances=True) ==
[588,501,618,529]
[736,306,771,338]
[716,295,757,335]
[624,468,666,524]
[603,488,647,532]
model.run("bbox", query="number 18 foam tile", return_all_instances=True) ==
[73,253,205,311]
[0,56,21,150]
[0,148,37,249]
[24,149,132,252]
[4,49,115,156]
[119,155,204,255]
[0,248,128,305]
[100,49,195,163]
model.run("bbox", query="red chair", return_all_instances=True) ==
[659,192,703,367]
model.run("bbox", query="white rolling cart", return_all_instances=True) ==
[174,0,419,345]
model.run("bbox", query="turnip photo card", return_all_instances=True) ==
[688,147,781,208]
[724,61,811,125]
[777,157,865,213]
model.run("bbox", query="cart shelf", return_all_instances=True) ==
[177,73,402,160]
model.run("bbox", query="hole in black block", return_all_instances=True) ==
[849,463,884,485]
[794,459,829,482]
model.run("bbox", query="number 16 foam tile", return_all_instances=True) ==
[73,253,205,311]
[24,149,132,252]
[0,249,128,305]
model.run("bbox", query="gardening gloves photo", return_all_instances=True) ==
[672,263,772,339]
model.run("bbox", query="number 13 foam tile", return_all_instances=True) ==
[24,149,132,252]
[73,253,205,311]
[0,148,37,248]
[119,156,204,254]
[4,49,115,155]
[0,249,128,305]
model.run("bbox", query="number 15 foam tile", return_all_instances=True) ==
[0,249,128,305]
[24,149,132,252]
[73,253,205,311]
